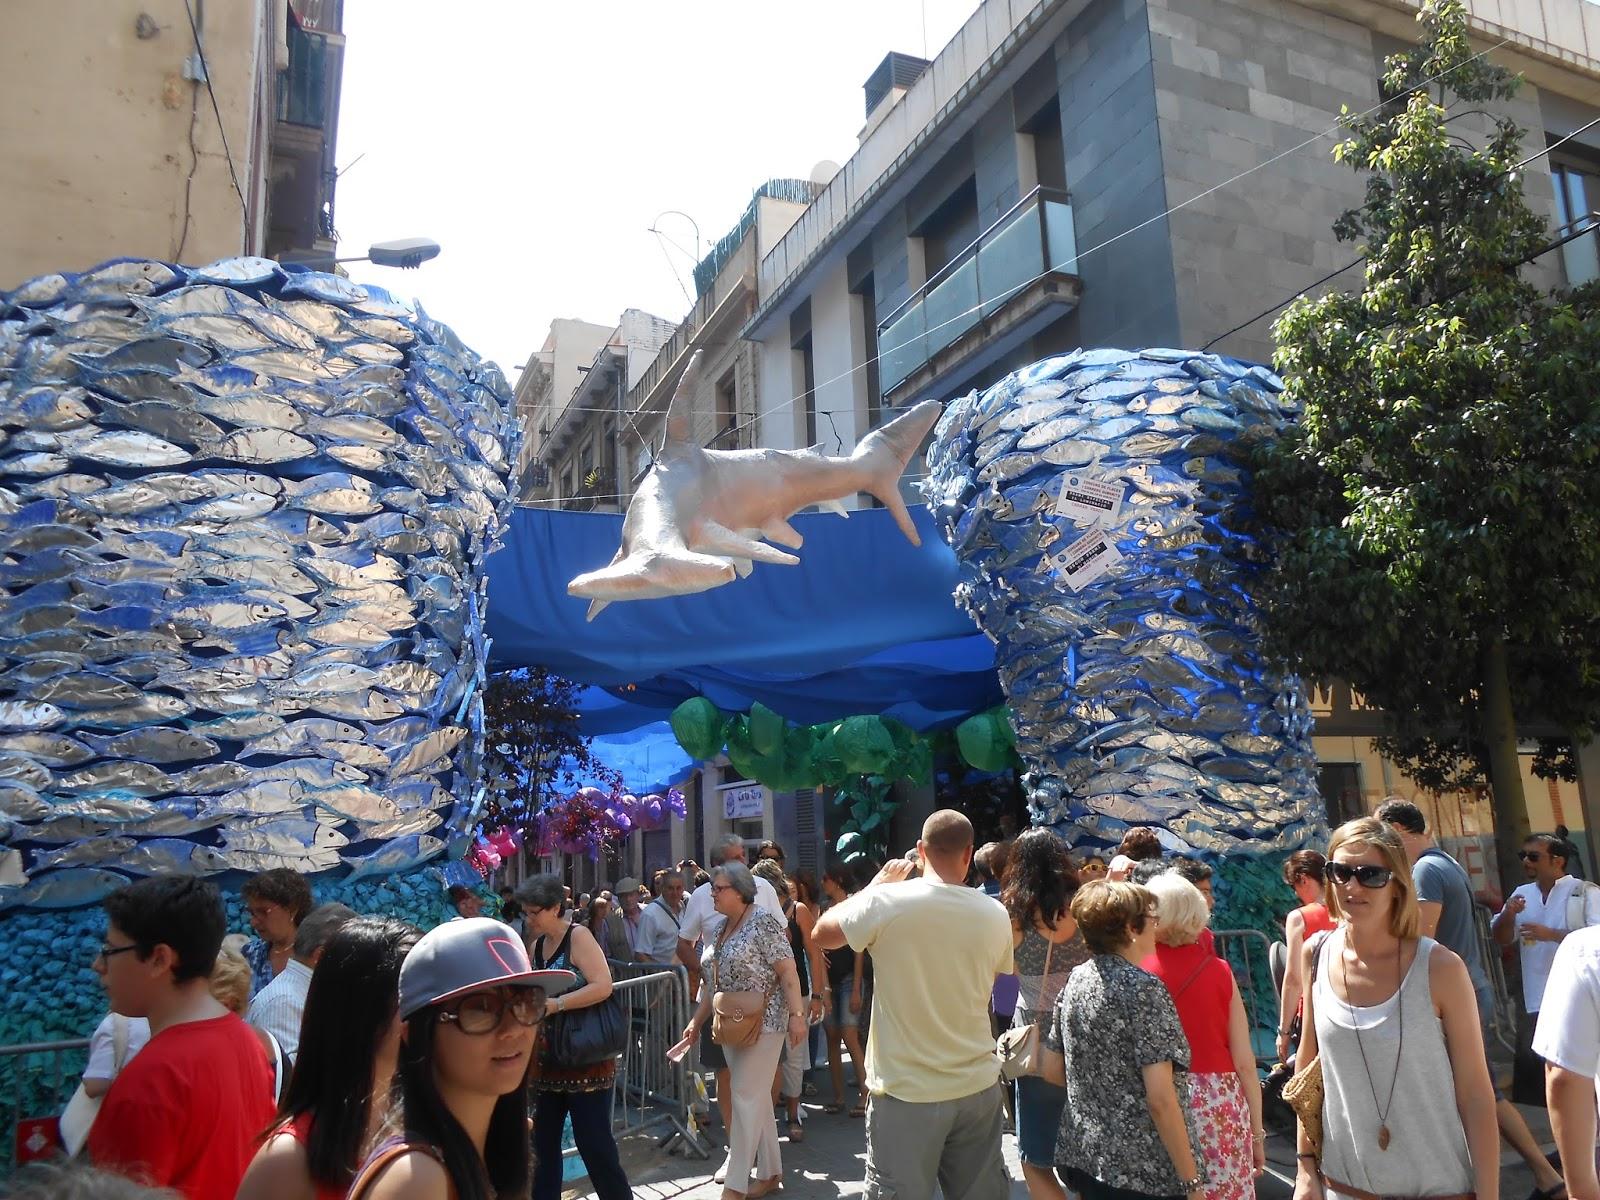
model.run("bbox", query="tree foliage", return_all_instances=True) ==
[1251,0,1600,842]
[481,668,621,835]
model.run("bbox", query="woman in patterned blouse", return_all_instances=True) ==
[676,862,806,1199]
[1040,880,1206,1200]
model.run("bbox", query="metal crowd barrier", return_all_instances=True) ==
[1473,901,1517,1053]
[1212,929,1277,1063]
[582,960,710,1161]
[0,1037,90,1170]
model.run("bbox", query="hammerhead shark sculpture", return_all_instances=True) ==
[568,350,942,619]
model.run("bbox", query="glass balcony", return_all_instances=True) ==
[877,187,1078,395]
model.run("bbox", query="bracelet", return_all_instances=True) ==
[1296,1153,1318,1162]
[1253,1133,1267,1143]
[1176,1174,1204,1193]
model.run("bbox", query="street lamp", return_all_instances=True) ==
[284,237,442,270]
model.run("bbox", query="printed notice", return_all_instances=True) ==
[1044,527,1125,591]
[1054,474,1125,526]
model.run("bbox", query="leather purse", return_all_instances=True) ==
[537,926,628,1069]
[712,988,767,1049]
[1282,931,1331,1160]
[996,935,1053,1081]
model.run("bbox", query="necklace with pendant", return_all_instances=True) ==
[1342,934,1404,1152]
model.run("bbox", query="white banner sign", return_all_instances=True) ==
[1054,473,1125,526]
[1044,527,1125,591]
[722,785,764,820]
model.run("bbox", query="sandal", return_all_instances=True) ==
[1528,1185,1569,1200]
[849,1101,868,1118]
[823,1101,845,1114]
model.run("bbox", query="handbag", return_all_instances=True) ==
[996,932,1054,1081]
[710,908,767,1049]
[1282,931,1331,1160]
[537,925,627,1069]
[60,1014,131,1156]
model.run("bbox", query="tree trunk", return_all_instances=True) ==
[1480,634,1531,898]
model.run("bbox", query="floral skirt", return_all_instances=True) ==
[1189,1071,1252,1200]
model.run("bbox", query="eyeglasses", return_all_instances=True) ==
[711,883,735,894]
[1518,851,1544,862]
[437,988,546,1035]
[1322,862,1395,889]
[95,943,140,963]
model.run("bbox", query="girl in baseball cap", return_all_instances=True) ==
[348,917,574,1200]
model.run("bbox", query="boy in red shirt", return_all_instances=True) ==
[87,876,277,1199]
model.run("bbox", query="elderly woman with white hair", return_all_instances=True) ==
[673,861,806,1199]
[1139,873,1265,1200]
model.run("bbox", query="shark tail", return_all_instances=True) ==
[851,399,943,544]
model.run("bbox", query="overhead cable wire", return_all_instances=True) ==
[182,0,250,243]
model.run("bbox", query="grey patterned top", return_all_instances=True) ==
[712,907,795,1032]
[1013,924,1091,1033]
[1046,953,1203,1194]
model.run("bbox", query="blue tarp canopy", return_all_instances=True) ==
[485,506,1002,749]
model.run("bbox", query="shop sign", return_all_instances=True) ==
[722,785,764,820]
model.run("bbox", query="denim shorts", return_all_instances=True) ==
[1015,1074,1067,1167]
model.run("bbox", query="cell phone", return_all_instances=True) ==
[666,1037,693,1064]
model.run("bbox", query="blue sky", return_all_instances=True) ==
[333,0,981,379]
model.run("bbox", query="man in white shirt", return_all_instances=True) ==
[814,809,1014,1200]
[676,835,783,1159]
[1534,925,1600,1200]
[246,902,354,1067]
[1492,835,1598,1014]
[636,870,687,964]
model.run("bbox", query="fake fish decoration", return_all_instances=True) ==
[568,350,942,619]
[0,255,521,904]
[925,348,1325,858]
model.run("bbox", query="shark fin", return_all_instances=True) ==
[691,520,801,566]
[761,517,804,548]
[664,349,705,445]
[852,399,943,545]
[568,546,739,618]
[586,598,612,620]
[817,499,850,519]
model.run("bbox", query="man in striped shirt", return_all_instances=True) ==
[246,903,355,1067]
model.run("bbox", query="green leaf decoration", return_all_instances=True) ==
[670,697,726,762]
[835,715,896,774]
[749,702,785,756]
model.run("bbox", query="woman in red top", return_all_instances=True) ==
[237,918,420,1200]
[1141,873,1265,1200]
[1276,849,1334,1062]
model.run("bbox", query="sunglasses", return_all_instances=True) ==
[1322,862,1395,889]
[95,943,140,963]
[437,987,545,1035]
[1518,851,1544,862]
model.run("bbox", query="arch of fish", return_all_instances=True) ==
[0,256,520,909]
[924,348,1326,858]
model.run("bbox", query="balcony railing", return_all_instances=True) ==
[876,187,1078,396]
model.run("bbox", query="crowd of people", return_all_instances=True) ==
[26,798,1600,1200]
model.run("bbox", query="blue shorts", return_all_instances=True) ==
[1016,1074,1066,1167]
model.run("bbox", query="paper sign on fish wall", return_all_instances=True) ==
[1054,474,1125,526]
[1046,527,1125,591]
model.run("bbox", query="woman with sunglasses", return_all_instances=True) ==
[1293,818,1497,1200]
[348,917,575,1200]
[238,918,419,1200]
[518,873,633,1200]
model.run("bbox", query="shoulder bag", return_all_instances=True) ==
[996,931,1054,1081]
[60,1014,130,1157]
[711,908,766,1049]
[1281,930,1330,1161]
[538,924,627,1069]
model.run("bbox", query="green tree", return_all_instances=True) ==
[1252,0,1600,888]
[481,668,621,836]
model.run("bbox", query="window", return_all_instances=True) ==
[853,273,882,430]
[795,335,817,446]
[1025,99,1066,193]
[918,178,980,279]
[1552,160,1600,286]
[1318,762,1365,827]
[715,370,737,447]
